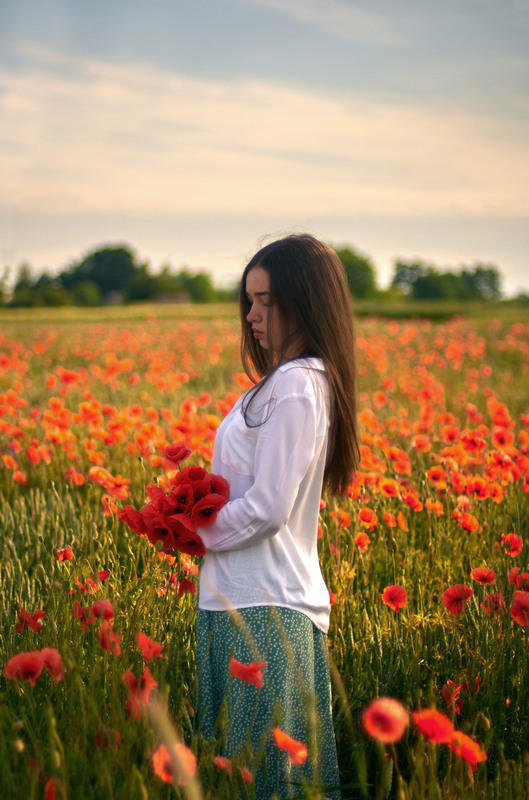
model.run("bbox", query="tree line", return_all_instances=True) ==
[0,243,522,308]
[2,247,233,308]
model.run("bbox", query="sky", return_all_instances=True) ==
[1,0,528,295]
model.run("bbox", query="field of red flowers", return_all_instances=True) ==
[1,307,528,799]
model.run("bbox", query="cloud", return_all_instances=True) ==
[236,0,406,44]
[1,43,528,220]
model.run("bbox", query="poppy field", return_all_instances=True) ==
[1,306,528,799]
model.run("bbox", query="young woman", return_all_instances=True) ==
[196,234,358,798]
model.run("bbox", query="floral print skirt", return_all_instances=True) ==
[195,605,341,799]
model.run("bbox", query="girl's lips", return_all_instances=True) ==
[252,329,264,338]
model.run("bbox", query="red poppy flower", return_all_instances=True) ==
[470,567,496,585]
[355,532,371,552]
[44,777,67,800]
[442,680,463,713]
[488,483,504,504]
[137,631,163,663]
[412,709,454,743]
[229,658,267,689]
[65,468,85,486]
[426,466,447,488]
[402,492,423,512]
[508,567,520,585]
[501,533,523,558]
[331,508,353,528]
[273,728,308,765]
[191,493,226,527]
[481,592,506,615]
[449,731,487,772]
[241,767,253,783]
[358,508,378,529]
[166,527,206,558]
[91,599,114,620]
[382,585,407,613]
[101,494,118,515]
[362,697,409,743]
[396,511,408,531]
[15,606,46,633]
[204,473,229,501]
[152,742,197,786]
[176,577,196,596]
[510,591,529,626]
[467,475,489,499]
[104,475,131,501]
[425,498,444,516]
[162,443,192,470]
[41,648,64,682]
[145,484,179,514]
[122,667,157,719]
[515,572,529,590]
[73,576,100,594]
[56,547,73,562]
[4,651,44,686]
[460,430,487,453]
[213,757,252,782]
[441,585,473,616]
[379,478,400,497]
[412,434,431,452]
[174,465,208,484]
[170,483,195,513]
[213,756,233,774]
[457,512,480,532]
[117,505,146,536]
[72,600,96,630]
[119,454,227,557]
[99,621,121,656]
[492,427,514,450]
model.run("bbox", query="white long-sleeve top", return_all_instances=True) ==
[198,357,332,633]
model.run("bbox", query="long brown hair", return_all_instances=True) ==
[239,234,359,496]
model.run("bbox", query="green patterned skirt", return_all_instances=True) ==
[196,605,341,799]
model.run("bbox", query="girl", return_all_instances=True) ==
[196,234,358,798]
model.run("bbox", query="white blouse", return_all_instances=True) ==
[198,357,332,633]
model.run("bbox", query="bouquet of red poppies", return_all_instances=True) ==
[117,443,228,557]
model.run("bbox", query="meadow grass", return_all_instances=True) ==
[0,307,528,798]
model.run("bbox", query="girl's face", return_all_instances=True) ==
[245,266,302,357]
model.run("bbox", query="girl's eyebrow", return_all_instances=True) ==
[247,291,271,297]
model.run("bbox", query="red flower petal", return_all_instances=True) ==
[441,584,473,616]
[229,658,267,688]
[273,728,308,765]
[412,709,454,743]
[362,697,409,743]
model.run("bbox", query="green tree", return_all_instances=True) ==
[461,264,502,300]
[335,246,377,298]
[60,245,142,299]
[176,269,217,303]
[0,267,10,306]
[412,269,458,300]
[391,259,503,301]
[10,264,39,307]
[391,260,428,295]
[72,281,102,306]
[33,274,72,306]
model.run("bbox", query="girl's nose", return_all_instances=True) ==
[247,304,260,323]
